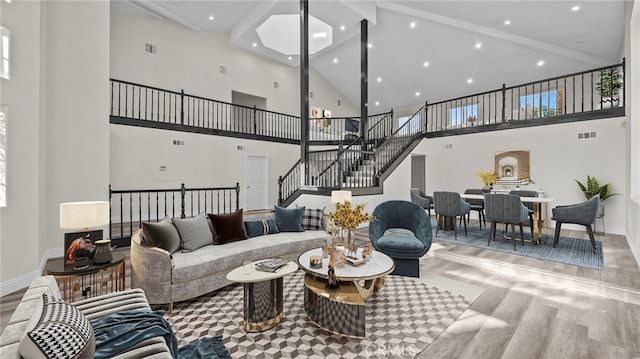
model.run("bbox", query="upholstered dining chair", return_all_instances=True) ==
[509,190,537,237]
[433,191,471,241]
[369,200,432,277]
[551,195,600,254]
[410,188,433,217]
[484,193,530,250]
[463,189,486,229]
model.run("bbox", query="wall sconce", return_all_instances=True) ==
[60,201,110,268]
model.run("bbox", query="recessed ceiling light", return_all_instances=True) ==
[572,5,580,11]
[340,25,345,31]
[415,91,420,96]
[410,22,416,29]
[252,43,257,47]
[368,43,373,49]
[423,61,429,67]
[537,60,545,66]
[475,42,482,49]
[375,101,380,106]
[377,77,382,82]
[209,15,214,21]
[288,56,292,60]
[504,20,511,25]
[467,78,473,84]
[333,58,338,63]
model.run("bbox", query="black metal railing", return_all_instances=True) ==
[109,183,240,245]
[426,61,625,132]
[111,79,393,143]
[375,106,426,175]
[278,161,301,205]
[367,111,394,142]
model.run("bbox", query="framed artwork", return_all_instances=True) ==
[494,150,530,183]
[63,229,103,266]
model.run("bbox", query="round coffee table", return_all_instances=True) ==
[298,248,395,337]
[226,260,298,332]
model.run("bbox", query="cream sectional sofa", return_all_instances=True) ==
[0,276,172,358]
[130,210,330,311]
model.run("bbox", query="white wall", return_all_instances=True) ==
[0,1,110,293]
[625,0,640,264]
[110,125,299,210]
[110,15,358,118]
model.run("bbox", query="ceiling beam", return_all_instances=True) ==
[230,0,279,43]
[377,1,611,66]
[128,0,204,32]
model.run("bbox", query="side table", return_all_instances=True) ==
[226,261,298,332]
[44,253,125,302]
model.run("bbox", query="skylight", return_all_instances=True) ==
[256,14,332,55]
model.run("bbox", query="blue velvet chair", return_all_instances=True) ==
[551,195,600,253]
[369,200,432,277]
[410,188,433,217]
[484,193,530,250]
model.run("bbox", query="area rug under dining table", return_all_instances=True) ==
[164,270,479,358]
[432,221,604,270]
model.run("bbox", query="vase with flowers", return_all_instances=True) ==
[475,170,499,192]
[326,200,374,257]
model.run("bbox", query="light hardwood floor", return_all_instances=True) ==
[2,227,639,358]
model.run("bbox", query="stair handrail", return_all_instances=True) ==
[374,105,426,176]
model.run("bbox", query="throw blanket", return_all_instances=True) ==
[90,310,179,358]
[90,310,231,359]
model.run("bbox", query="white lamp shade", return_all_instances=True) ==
[60,201,110,230]
[331,190,352,204]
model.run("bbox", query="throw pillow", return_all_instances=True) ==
[301,207,324,230]
[141,217,181,253]
[244,219,280,238]
[274,205,305,232]
[172,213,213,252]
[209,209,249,244]
[19,293,95,359]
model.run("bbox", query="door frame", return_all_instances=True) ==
[246,154,269,211]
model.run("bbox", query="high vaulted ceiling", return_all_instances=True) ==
[111,0,626,112]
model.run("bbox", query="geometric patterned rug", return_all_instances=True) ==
[164,270,473,358]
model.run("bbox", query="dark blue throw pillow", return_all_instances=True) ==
[244,219,280,238]
[274,205,305,232]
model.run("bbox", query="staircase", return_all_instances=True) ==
[278,106,426,205]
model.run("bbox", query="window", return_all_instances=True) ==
[0,26,9,80]
[450,104,478,127]
[520,90,557,117]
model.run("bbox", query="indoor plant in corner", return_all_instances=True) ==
[575,175,618,234]
[596,67,622,109]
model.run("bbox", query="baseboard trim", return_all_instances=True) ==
[434,249,640,305]
[0,246,63,297]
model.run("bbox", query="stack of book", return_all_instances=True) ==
[255,258,289,273]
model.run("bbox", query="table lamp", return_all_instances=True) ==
[60,201,110,268]
[331,190,352,204]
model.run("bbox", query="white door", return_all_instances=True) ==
[246,155,268,210]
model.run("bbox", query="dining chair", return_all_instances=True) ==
[410,188,433,218]
[484,193,530,250]
[463,189,486,229]
[433,191,471,241]
[509,190,537,237]
[551,195,600,253]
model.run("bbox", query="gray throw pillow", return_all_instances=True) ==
[141,217,181,253]
[172,213,213,252]
[274,205,305,232]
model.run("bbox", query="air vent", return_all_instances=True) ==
[442,144,453,149]
[172,140,184,145]
[145,43,156,54]
[577,131,596,140]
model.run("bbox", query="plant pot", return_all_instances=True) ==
[600,97,620,109]
[593,204,605,236]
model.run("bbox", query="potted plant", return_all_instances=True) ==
[575,175,618,233]
[596,67,622,109]
[475,170,498,192]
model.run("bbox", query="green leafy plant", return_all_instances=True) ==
[596,68,622,99]
[575,175,618,201]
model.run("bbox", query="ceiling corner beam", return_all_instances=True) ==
[230,0,279,43]
[129,0,204,32]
